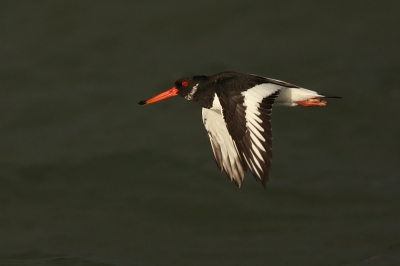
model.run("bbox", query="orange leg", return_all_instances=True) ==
[296,98,327,107]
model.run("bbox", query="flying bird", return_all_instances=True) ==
[139,71,341,188]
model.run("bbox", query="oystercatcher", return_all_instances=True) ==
[139,71,341,188]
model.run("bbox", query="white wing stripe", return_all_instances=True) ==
[250,133,265,152]
[249,119,264,132]
[247,111,262,124]
[250,151,262,170]
[250,125,265,142]
[202,96,245,187]
[254,142,262,160]
[241,83,280,181]
[249,156,262,176]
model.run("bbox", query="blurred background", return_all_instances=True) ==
[0,1,399,265]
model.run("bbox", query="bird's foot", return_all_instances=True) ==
[296,98,327,107]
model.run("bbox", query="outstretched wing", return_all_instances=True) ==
[217,83,282,187]
[202,104,246,187]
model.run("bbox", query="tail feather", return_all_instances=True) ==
[320,93,342,98]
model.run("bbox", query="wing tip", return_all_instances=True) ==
[261,179,268,189]
[234,179,242,188]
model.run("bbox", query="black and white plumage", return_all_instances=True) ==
[139,71,341,188]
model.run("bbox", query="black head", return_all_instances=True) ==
[138,72,240,107]
[174,75,207,98]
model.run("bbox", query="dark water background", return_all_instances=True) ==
[1,1,399,265]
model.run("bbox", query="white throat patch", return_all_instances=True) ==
[185,83,199,100]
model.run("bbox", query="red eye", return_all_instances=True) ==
[182,81,188,86]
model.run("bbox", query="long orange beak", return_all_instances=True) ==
[138,87,179,105]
